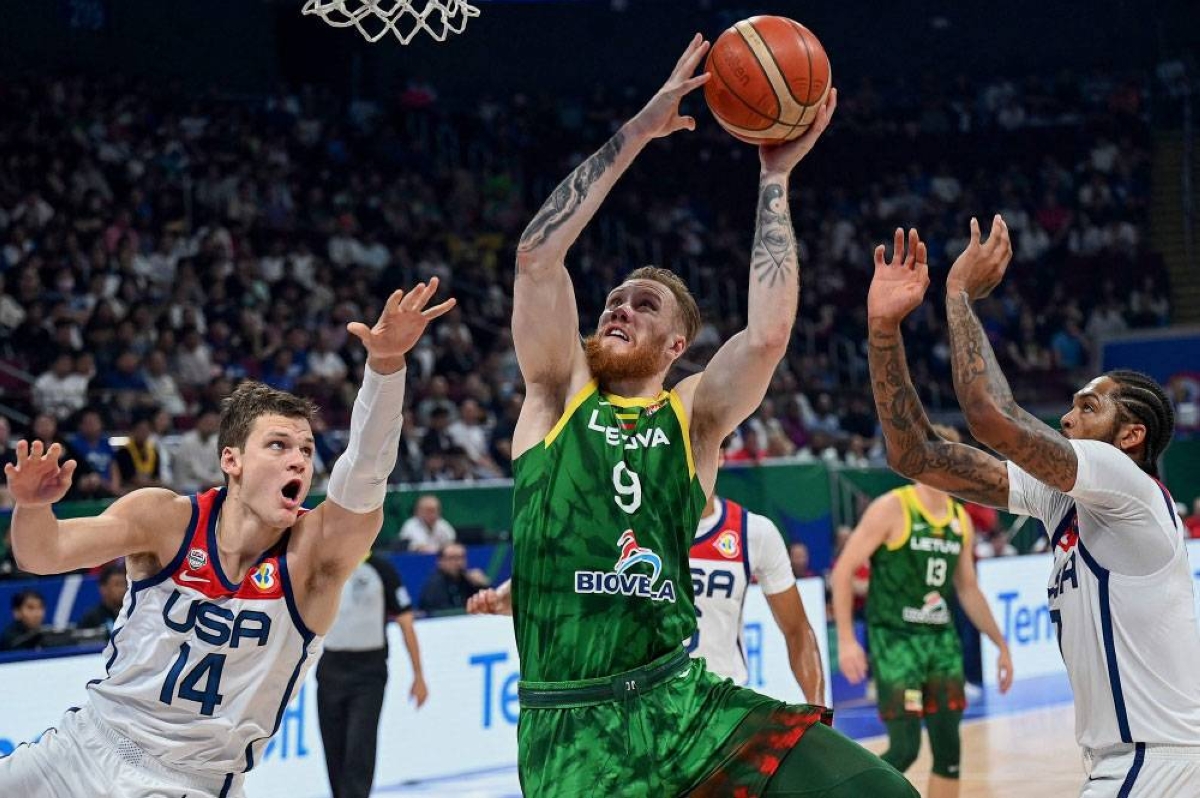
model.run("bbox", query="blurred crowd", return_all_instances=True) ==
[0,64,1173,502]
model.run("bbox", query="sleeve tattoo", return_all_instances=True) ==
[751,183,797,288]
[517,131,624,253]
[945,292,1076,488]
[868,326,1010,507]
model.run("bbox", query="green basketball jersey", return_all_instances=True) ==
[511,379,707,682]
[866,486,971,633]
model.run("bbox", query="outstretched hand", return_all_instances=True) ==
[946,215,1012,301]
[867,228,929,325]
[466,584,512,616]
[627,34,712,141]
[4,440,78,508]
[759,87,838,176]
[347,277,456,373]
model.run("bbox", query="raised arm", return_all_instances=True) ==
[513,35,712,388]
[865,229,1010,508]
[687,91,837,481]
[7,440,189,574]
[945,215,1078,492]
[299,281,454,632]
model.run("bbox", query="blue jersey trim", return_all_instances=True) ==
[205,489,241,592]
[278,537,316,641]
[1117,742,1146,798]
[219,772,234,797]
[130,495,200,593]
[740,507,752,584]
[1049,506,1076,551]
[1155,484,1179,530]
[693,498,729,546]
[1076,538,1132,743]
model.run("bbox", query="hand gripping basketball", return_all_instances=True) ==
[627,34,712,141]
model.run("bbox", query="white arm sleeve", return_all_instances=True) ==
[747,513,796,595]
[326,366,406,513]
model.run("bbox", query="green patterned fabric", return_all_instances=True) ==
[868,625,966,721]
[866,486,970,634]
[511,380,706,682]
[517,654,826,797]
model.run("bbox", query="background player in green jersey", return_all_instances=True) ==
[832,424,1014,798]
[474,32,916,798]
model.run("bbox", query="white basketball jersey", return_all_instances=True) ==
[87,488,324,780]
[687,497,796,683]
[1008,440,1200,749]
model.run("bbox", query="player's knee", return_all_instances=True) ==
[880,718,921,773]
[926,710,962,779]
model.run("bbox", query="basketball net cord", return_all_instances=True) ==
[302,0,480,45]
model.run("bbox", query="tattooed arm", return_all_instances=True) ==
[512,36,710,390]
[685,91,838,493]
[866,229,1011,509]
[944,216,1077,492]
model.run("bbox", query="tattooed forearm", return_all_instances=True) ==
[868,324,1011,508]
[750,182,797,288]
[517,132,625,253]
[945,291,1077,489]
[867,326,932,453]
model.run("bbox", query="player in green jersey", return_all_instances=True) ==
[831,426,1014,798]
[468,34,916,797]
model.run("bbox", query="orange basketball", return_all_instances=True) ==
[704,16,832,145]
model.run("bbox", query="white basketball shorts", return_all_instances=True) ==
[0,704,242,797]
[1080,742,1200,798]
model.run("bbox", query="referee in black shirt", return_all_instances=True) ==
[317,554,428,798]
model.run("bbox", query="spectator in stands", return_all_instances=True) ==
[67,407,121,499]
[447,398,501,478]
[398,495,457,553]
[114,409,165,492]
[790,541,815,579]
[0,589,45,651]
[78,564,127,633]
[489,393,523,477]
[171,405,223,494]
[726,426,766,465]
[32,353,89,421]
[420,406,455,461]
[417,543,490,614]
[0,417,17,508]
[141,350,187,417]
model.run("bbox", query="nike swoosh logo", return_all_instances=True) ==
[676,668,691,679]
[177,572,207,583]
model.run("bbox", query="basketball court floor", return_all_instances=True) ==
[370,674,1084,798]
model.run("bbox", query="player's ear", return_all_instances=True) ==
[221,446,243,480]
[667,333,687,359]
[1115,421,1147,456]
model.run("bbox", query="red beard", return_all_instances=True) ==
[583,333,667,384]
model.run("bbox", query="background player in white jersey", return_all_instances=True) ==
[0,280,454,798]
[688,490,825,703]
[865,218,1200,796]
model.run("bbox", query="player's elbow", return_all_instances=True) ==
[884,442,919,478]
[745,329,790,361]
[514,248,559,278]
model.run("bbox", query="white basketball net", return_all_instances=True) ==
[302,0,480,45]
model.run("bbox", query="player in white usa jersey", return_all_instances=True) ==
[687,492,825,703]
[865,218,1200,797]
[0,280,454,798]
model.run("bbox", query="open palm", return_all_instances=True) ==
[867,228,929,324]
[5,440,77,507]
[628,34,712,140]
[347,277,456,366]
